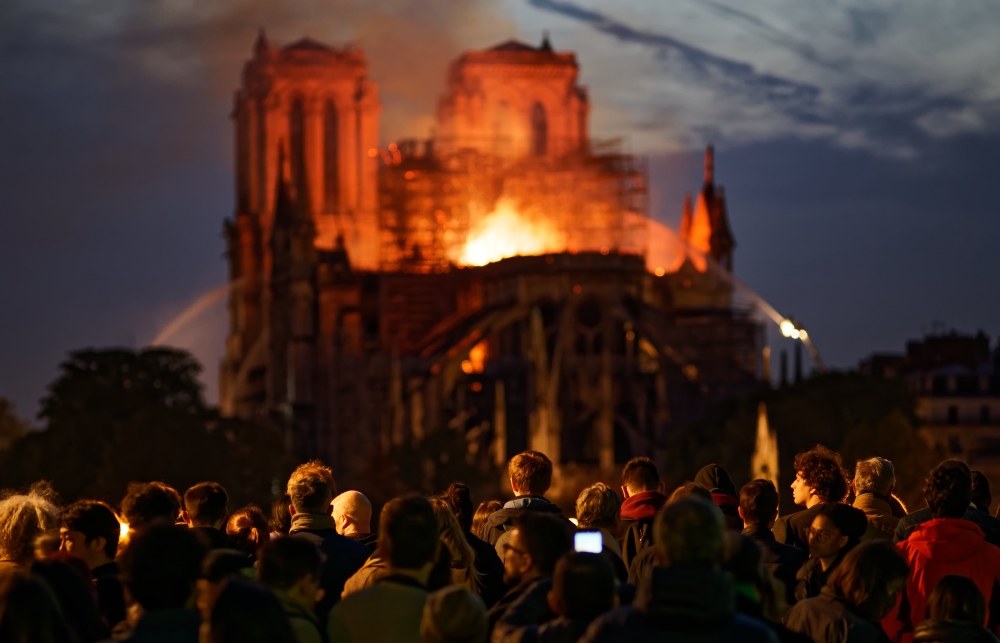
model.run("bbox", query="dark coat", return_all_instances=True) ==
[92,561,127,630]
[289,520,371,621]
[626,545,656,586]
[743,525,806,605]
[893,507,1000,547]
[345,532,378,554]
[488,578,550,636]
[479,496,566,555]
[773,503,835,551]
[617,491,666,573]
[795,547,852,603]
[122,609,201,643]
[490,578,555,643]
[785,586,884,643]
[578,565,779,643]
[913,620,1000,643]
[191,527,238,551]
[466,530,507,608]
[693,465,743,531]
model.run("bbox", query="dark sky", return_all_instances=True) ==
[2,0,998,419]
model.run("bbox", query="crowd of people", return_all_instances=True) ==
[2,446,1000,643]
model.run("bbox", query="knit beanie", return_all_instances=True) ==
[420,586,487,643]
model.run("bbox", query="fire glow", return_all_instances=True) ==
[456,199,563,267]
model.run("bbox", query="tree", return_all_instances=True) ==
[0,397,29,451]
[662,372,943,513]
[0,348,292,510]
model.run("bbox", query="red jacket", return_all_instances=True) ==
[883,517,1000,643]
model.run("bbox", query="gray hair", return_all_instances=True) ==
[854,457,895,496]
[0,487,59,564]
[575,482,621,531]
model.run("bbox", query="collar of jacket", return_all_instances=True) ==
[377,573,428,591]
[741,524,775,541]
[278,593,320,626]
[289,512,336,533]
[621,491,668,521]
[503,495,555,511]
[853,493,893,515]
[635,565,736,622]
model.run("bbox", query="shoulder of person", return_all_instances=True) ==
[576,606,638,643]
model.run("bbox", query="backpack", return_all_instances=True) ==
[621,518,654,573]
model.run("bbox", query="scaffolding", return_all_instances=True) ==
[376,137,651,273]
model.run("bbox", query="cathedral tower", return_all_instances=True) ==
[436,36,589,159]
[221,32,380,418]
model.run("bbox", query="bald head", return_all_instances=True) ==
[332,490,372,536]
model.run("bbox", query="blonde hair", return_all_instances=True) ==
[429,498,482,594]
[286,460,336,496]
[0,485,59,564]
[575,482,621,532]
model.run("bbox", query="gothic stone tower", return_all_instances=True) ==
[436,36,590,159]
[221,31,380,421]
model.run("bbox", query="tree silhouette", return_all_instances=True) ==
[0,348,292,509]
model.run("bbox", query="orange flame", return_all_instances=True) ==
[456,199,562,266]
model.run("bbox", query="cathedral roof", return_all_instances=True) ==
[283,37,334,52]
[489,39,541,52]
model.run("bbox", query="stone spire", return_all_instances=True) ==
[540,31,553,51]
[254,27,269,57]
[703,144,715,187]
[679,193,693,241]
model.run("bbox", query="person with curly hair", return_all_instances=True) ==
[773,445,849,551]
[883,461,1000,643]
[894,462,1000,547]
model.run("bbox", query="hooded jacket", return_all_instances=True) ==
[479,496,566,559]
[618,491,667,573]
[578,565,779,643]
[894,507,1000,547]
[694,465,743,531]
[913,620,1000,643]
[883,518,1000,643]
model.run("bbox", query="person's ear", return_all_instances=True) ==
[621,485,630,499]
[838,534,849,549]
[521,553,534,575]
[90,536,107,555]
[181,511,191,526]
[510,477,519,494]
[737,507,745,521]
[288,504,296,517]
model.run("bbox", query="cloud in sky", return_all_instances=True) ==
[520,0,1000,156]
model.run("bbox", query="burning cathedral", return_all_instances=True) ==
[219,32,764,492]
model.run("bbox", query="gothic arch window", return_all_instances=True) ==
[531,102,547,157]
[494,101,511,155]
[288,97,306,193]
[324,100,339,212]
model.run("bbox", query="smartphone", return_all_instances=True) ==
[574,530,603,553]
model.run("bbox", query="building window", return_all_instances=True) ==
[947,405,959,425]
[324,101,339,212]
[289,97,306,197]
[531,102,547,157]
[982,406,992,425]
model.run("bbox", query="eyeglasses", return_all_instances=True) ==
[808,527,840,543]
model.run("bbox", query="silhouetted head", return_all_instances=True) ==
[925,460,972,519]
